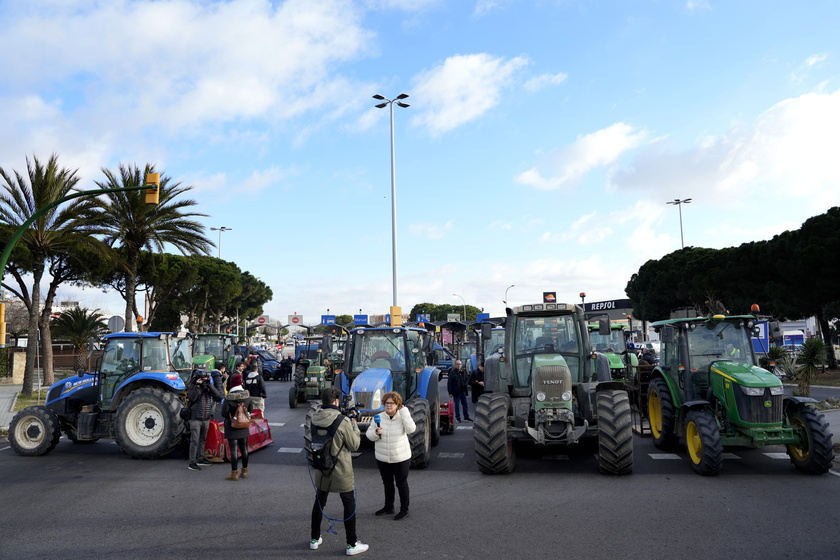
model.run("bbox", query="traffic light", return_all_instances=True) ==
[145,173,160,205]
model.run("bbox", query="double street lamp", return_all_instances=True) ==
[666,198,692,249]
[373,93,410,308]
[210,226,232,259]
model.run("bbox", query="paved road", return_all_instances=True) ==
[2,378,840,559]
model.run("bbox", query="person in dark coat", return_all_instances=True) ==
[447,360,471,422]
[242,362,267,413]
[221,373,253,481]
[467,362,485,417]
[186,369,222,471]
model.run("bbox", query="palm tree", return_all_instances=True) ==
[795,337,826,397]
[51,307,108,371]
[0,154,97,395]
[91,164,212,331]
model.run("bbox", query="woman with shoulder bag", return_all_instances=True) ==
[365,391,416,520]
[221,373,253,481]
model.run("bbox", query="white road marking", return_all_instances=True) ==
[278,447,303,453]
[763,452,790,460]
[456,426,473,430]
[438,452,465,459]
[543,455,570,461]
[722,453,741,460]
[268,422,285,427]
[649,453,682,460]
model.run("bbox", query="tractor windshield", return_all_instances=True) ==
[589,328,626,354]
[513,314,580,387]
[486,328,505,356]
[349,330,407,374]
[169,338,193,373]
[686,320,753,373]
[194,336,226,357]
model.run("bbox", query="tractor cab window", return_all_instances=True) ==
[513,314,579,387]
[169,337,193,372]
[100,339,141,404]
[141,340,170,372]
[350,331,406,374]
[687,321,752,373]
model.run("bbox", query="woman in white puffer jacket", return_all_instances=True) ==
[366,391,416,520]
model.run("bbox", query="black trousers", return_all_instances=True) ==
[376,458,411,511]
[311,489,357,546]
[227,438,248,470]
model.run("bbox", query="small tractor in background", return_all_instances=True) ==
[192,333,238,372]
[647,313,835,475]
[475,301,633,475]
[289,335,334,408]
[587,320,638,380]
[332,325,445,468]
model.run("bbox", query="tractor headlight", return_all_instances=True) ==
[562,391,572,401]
[536,391,546,402]
[370,389,382,410]
[769,385,784,396]
[739,385,765,397]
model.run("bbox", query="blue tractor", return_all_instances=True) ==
[9,332,193,459]
[333,326,442,468]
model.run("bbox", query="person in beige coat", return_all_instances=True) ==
[366,391,416,520]
[308,387,369,556]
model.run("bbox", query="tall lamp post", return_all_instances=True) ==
[373,93,410,308]
[504,284,515,306]
[666,198,692,249]
[210,226,232,259]
[453,293,467,322]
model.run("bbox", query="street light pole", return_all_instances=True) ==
[210,226,232,259]
[453,293,467,322]
[504,284,515,306]
[373,93,410,308]
[666,198,692,249]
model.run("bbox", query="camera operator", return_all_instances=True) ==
[187,369,222,471]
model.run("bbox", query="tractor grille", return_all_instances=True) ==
[535,365,569,402]
[732,385,782,424]
[354,391,374,409]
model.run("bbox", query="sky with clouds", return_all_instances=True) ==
[1,0,838,327]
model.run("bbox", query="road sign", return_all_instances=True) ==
[447,313,460,322]
[321,315,336,325]
[108,315,125,333]
[416,313,430,323]
[288,315,302,325]
[257,314,269,325]
[353,314,368,325]
[477,313,490,322]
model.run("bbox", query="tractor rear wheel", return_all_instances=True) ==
[596,390,633,475]
[474,392,515,474]
[786,404,835,474]
[648,378,679,451]
[406,398,431,469]
[288,386,299,408]
[9,406,61,456]
[114,387,185,459]
[685,409,722,476]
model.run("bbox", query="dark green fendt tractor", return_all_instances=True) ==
[647,314,835,476]
[475,301,633,475]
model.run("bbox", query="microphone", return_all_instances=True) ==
[374,414,382,437]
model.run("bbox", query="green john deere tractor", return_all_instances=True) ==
[192,333,237,372]
[647,314,835,476]
[587,321,638,380]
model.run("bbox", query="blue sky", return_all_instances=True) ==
[1,0,838,326]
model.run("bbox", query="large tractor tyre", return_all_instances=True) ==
[786,405,835,474]
[474,393,515,475]
[430,398,441,447]
[406,398,432,469]
[64,428,99,445]
[685,409,723,476]
[648,378,679,451]
[9,406,61,457]
[114,387,186,459]
[596,390,633,475]
[288,386,299,408]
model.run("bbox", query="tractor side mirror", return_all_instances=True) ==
[661,326,675,344]
[598,316,610,336]
[77,368,86,378]
[481,323,492,340]
[322,335,333,355]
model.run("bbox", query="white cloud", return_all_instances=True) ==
[523,72,568,92]
[609,88,840,214]
[806,53,828,67]
[409,220,453,240]
[685,0,711,11]
[516,123,648,190]
[410,53,528,135]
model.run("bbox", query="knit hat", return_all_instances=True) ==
[229,373,243,388]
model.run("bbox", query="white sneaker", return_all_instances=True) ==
[309,537,322,550]
[346,541,369,556]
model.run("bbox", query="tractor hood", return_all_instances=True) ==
[349,367,394,413]
[710,360,781,388]
[604,352,625,370]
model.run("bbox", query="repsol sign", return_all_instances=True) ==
[585,299,632,312]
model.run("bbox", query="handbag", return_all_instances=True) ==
[232,401,252,429]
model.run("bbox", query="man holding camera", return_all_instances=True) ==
[187,369,222,471]
[308,387,369,555]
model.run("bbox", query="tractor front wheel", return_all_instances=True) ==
[596,390,633,475]
[474,392,515,474]
[685,409,723,476]
[648,378,679,451]
[406,398,431,469]
[114,387,185,459]
[288,386,299,408]
[786,405,835,474]
[9,406,61,457]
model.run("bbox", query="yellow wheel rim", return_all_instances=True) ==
[787,416,809,462]
[649,390,662,439]
[686,421,702,464]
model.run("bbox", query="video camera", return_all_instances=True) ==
[341,394,360,421]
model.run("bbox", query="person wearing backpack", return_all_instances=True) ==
[220,373,253,481]
[308,387,369,556]
[186,368,222,471]
[365,391,416,520]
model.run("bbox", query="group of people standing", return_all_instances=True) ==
[446,359,485,422]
